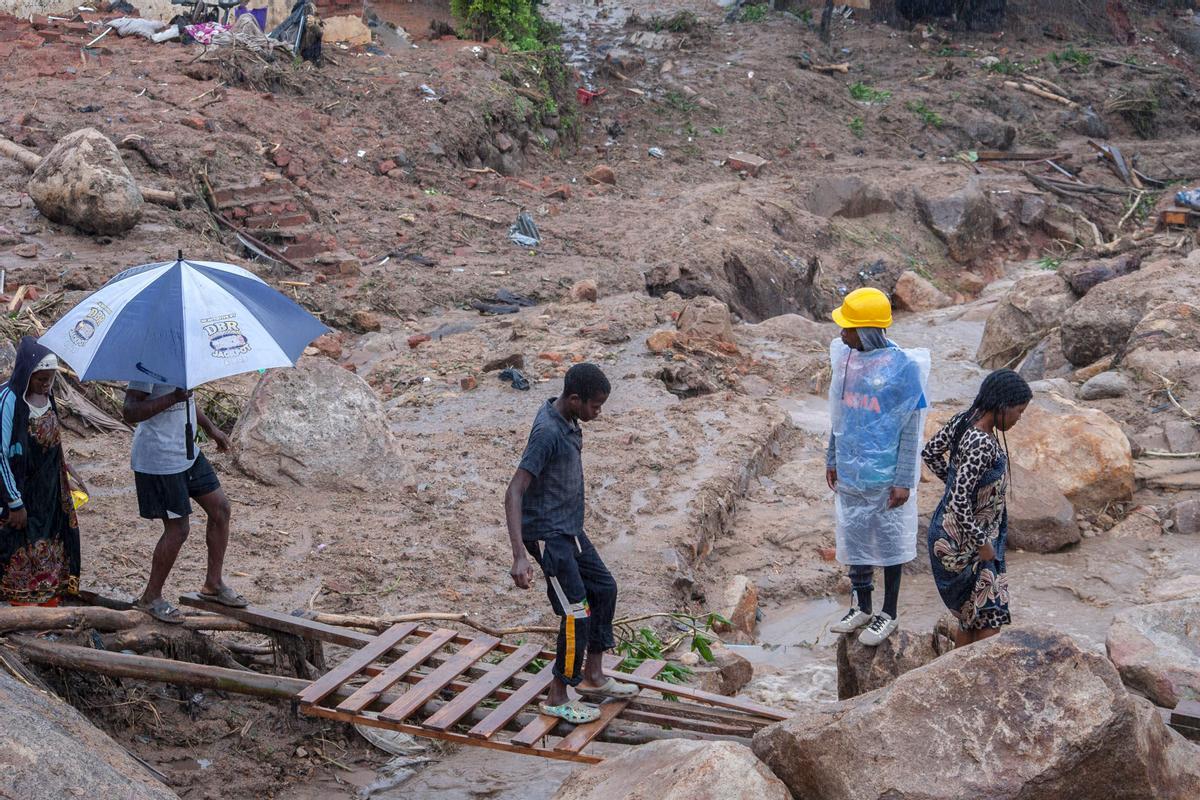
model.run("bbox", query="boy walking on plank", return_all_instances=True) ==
[504,363,638,725]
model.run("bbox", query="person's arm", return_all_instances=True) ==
[0,392,25,528]
[196,406,230,452]
[504,469,535,589]
[122,387,189,425]
[825,433,837,491]
[921,417,954,483]
[889,411,922,508]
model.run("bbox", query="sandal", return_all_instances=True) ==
[136,598,186,625]
[576,677,640,701]
[197,585,249,608]
[538,699,601,725]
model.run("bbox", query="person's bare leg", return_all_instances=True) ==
[139,517,190,604]
[193,488,231,595]
[578,648,607,689]
[547,675,570,706]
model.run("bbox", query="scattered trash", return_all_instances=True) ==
[185,21,232,46]
[507,211,541,248]
[471,289,535,316]
[1176,189,1200,210]
[648,147,666,159]
[419,84,440,101]
[106,17,167,41]
[498,367,531,391]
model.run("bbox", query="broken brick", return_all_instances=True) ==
[407,334,431,349]
[726,152,768,177]
[181,116,207,131]
[460,375,478,391]
[545,184,572,201]
[538,352,564,364]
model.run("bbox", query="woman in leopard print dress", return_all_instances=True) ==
[922,369,1031,648]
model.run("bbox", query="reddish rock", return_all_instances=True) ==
[465,178,478,189]
[727,152,768,177]
[13,243,38,258]
[312,334,343,360]
[181,116,207,131]
[585,165,616,185]
[646,330,678,353]
[819,546,837,562]
[377,159,396,175]
[286,161,305,180]
[460,375,478,391]
[546,184,572,201]
[273,149,292,168]
[351,310,381,333]
[538,352,564,363]
[569,279,597,302]
[407,334,430,349]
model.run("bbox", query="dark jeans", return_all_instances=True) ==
[525,532,617,687]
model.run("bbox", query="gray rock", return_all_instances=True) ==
[1027,378,1074,398]
[693,642,754,697]
[916,181,996,263]
[1070,107,1111,139]
[0,670,179,799]
[836,628,953,700]
[805,176,896,219]
[1017,333,1071,382]
[754,627,1200,800]
[1007,463,1081,553]
[1164,420,1200,455]
[977,272,1075,369]
[962,115,1016,150]
[1059,253,1141,297]
[27,128,143,235]
[1018,193,1047,227]
[1122,302,1200,386]
[1107,598,1200,709]
[1061,258,1200,367]
[553,739,791,800]
[1168,499,1200,535]
[232,361,412,491]
[1079,371,1132,401]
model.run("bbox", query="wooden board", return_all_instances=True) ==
[379,635,500,723]
[468,663,556,740]
[179,593,374,648]
[297,622,418,706]
[423,643,541,732]
[336,628,457,713]
[555,660,666,753]
[606,668,790,721]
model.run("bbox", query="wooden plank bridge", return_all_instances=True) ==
[177,594,788,764]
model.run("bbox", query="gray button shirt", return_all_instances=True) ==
[518,399,584,541]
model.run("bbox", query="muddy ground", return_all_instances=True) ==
[2,1,1200,798]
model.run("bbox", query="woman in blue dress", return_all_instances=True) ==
[922,369,1031,648]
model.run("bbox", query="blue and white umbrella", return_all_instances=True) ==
[41,255,327,389]
[40,255,328,455]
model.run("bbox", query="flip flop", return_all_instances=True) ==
[576,677,640,701]
[136,598,185,625]
[197,586,249,608]
[538,699,601,725]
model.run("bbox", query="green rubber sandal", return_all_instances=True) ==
[538,699,601,724]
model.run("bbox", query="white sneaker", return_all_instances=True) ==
[858,613,898,646]
[830,607,872,634]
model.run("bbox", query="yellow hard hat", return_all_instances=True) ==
[831,287,893,329]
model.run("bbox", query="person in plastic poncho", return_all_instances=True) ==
[825,288,929,646]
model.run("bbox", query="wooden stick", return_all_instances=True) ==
[1022,74,1071,98]
[308,610,556,638]
[1003,81,1078,109]
[0,135,180,208]
[0,605,247,633]
[457,210,504,227]
[976,150,1067,162]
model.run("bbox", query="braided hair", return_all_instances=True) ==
[949,369,1033,469]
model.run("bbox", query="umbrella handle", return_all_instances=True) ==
[185,395,195,460]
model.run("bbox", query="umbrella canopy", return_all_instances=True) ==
[40,257,328,390]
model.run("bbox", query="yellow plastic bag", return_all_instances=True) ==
[70,489,88,510]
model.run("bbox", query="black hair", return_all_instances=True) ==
[563,363,611,402]
[949,368,1033,471]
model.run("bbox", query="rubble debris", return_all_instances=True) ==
[726,153,767,177]
[508,211,541,248]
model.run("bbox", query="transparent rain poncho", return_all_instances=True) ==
[829,338,931,566]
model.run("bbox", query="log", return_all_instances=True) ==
[0,605,249,634]
[0,135,181,209]
[8,637,660,746]
[1003,81,1078,109]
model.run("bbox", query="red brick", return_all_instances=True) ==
[181,116,207,131]
[545,184,571,201]
[726,152,768,177]
[377,159,396,175]
[407,334,430,349]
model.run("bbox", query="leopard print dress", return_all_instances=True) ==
[922,412,1011,630]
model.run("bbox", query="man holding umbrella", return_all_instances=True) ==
[123,384,240,623]
[38,254,328,622]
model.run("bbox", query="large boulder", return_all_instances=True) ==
[892,270,952,312]
[27,128,143,235]
[1120,302,1200,385]
[232,361,410,491]
[0,671,179,800]
[753,627,1200,800]
[1107,599,1200,709]
[676,297,735,343]
[739,313,833,344]
[916,182,995,263]
[976,272,1075,369]
[1060,256,1200,367]
[1059,253,1141,296]
[805,176,896,218]
[552,739,791,800]
[1004,393,1134,512]
[1006,462,1080,553]
[836,627,953,700]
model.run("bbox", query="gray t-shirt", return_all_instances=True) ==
[128,382,198,475]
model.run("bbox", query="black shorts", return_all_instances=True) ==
[134,453,221,520]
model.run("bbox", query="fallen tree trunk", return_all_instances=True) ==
[0,135,182,209]
[0,605,253,634]
[8,637,666,746]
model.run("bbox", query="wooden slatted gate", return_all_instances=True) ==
[179,594,788,764]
